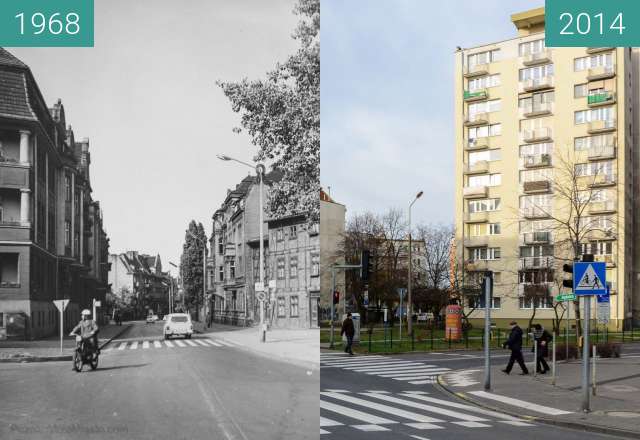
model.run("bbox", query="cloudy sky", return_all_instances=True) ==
[321,0,543,226]
[11,0,298,275]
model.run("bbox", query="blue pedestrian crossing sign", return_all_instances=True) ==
[573,262,607,295]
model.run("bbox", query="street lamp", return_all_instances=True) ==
[168,261,179,314]
[187,231,208,324]
[408,190,423,337]
[217,153,267,342]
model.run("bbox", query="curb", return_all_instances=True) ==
[0,324,132,364]
[435,373,640,440]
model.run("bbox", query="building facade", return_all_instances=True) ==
[319,189,346,320]
[0,48,110,339]
[454,8,639,329]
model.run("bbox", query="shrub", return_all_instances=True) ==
[555,343,579,360]
[596,342,621,358]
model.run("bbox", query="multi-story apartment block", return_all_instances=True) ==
[0,48,110,339]
[454,8,639,329]
[319,189,346,319]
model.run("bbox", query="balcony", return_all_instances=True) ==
[520,256,554,270]
[587,119,616,134]
[587,145,616,160]
[585,228,617,242]
[586,47,614,54]
[0,162,29,189]
[589,200,616,214]
[518,282,554,296]
[224,245,236,257]
[587,91,616,107]
[464,236,489,247]
[519,76,554,92]
[463,160,489,175]
[464,112,490,127]
[465,259,490,271]
[587,174,616,188]
[587,65,615,81]
[463,186,488,199]
[522,49,552,66]
[523,180,551,194]
[464,89,488,102]
[463,211,489,223]
[594,254,616,268]
[522,154,551,168]
[465,136,494,151]
[0,222,31,241]
[523,231,551,245]
[520,102,553,118]
[522,127,552,143]
[521,207,550,219]
[464,63,489,78]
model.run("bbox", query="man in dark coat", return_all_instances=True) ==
[502,321,529,375]
[533,323,553,374]
[340,313,355,355]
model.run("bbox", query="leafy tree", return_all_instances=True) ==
[180,220,207,318]
[218,0,320,221]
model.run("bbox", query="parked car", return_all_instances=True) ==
[163,313,193,339]
[146,314,159,324]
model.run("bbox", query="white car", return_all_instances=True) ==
[163,313,193,339]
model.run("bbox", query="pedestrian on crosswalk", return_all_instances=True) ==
[341,313,355,355]
[501,321,529,375]
[532,323,552,374]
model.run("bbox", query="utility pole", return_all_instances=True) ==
[483,271,493,391]
[407,190,423,337]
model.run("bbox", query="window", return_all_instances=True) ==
[218,266,224,282]
[473,296,501,309]
[277,258,285,279]
[64,221,70,247]
[290,296,299,317]
[468,99,501,116]
[575,161,614,178]
[277,296,286,317]
[519,39,545,56]
[469,223,500,236]
[289,225,297,239]
[468,198,500,213]
[518,91,554,111]
[581,241,613,256]
[519,64,554,81]
[468,49,500,67]
[574,106,615,124]
[311,255,320,277]
[519,219,553,234]
[574,134,614,151]
[469,247,500,261]
[468,149,501,165]
[519,296,552,309]
[488,223,501,235]
[519,168,552,183]
[468,123,501,140]
[231,291,237,311]
[574,84,588,98]
[289,256,298,278]
[276,229,284,241]
[229,259,235,279]
[468,173,501,188]
[520,244,553,258]
[309,223,319,235]
[218,235,224,254]
[468,74,500,91]
[574,53,613,71]
[519,142,553,157]
[64,175,71,202]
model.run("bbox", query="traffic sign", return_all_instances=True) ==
[597,292,610,324]
[573,262,607,295]
[556,293,576,302]
[53,299,69,312]
[256,291,266,302]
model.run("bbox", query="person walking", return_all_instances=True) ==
[502,321,529,375]
[533,323,552,374]
[340,313,355,355]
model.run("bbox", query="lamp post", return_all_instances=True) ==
[187,231,207,323]
[169,261,178,314]
[408,190,423,337]
[217,154,267,342]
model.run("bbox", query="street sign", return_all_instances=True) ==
[597,293,610,324]
[53,299,69,312]
[556,293,576,302]
[94,300,101,307]
[363,290,369,307]
[573,262,607,295]
[256,291,266,302]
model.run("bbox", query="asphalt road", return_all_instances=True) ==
[0,321,317,440]
[320,347,639,440]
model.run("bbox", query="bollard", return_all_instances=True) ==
[465,328,469,349]
[592,344,597,396]
[369,328,372,352]
[533,334,538,377]
[390,327,393,349]
[551,337,556,386]
[411,332,415,351]
[430,325,434,350]
[497,329,501,349]
[448,328,452,349]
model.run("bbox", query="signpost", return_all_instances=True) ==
[573,261,606,412]
[556,293,576,302]
[398,288,406,343]
[483,271,493,391]
[53,299,70,354]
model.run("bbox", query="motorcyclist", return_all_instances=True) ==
[70,309,100,356]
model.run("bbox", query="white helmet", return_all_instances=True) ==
[81,309,91,316]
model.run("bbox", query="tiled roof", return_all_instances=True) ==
[0,70,36,121]
[0,47,28,69]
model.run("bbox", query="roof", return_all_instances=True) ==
[511,7,545,30]
[0,47,28,69]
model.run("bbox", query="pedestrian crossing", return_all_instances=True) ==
[321,353,451,384]
[319,390,535,435]
[104,338,241,352]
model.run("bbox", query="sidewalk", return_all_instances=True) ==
[197,322,319,371]
[439,352,640,438]
[0,323,132,362]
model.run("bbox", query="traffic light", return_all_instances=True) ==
[360,250,371,282]
[582,254,594,262]
[562,263,574,288]
[332,290,340,305]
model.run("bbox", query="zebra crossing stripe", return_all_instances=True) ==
[400,393,520,421]
[408,380,436,385]
[354,364,438,372]
[142,341,150,349]
[320,417,343,427]
[468,391,573,415]
[405,423,443,430]
[205,339,222,347]
[322,356,386,364]
[343,362,425,369]
[185,340,198,347]
[154,341,162,348]
[500,421,535,427]
[320,429,330,435]
[130,341,138,350]
[360,393,488,422]
[393,375,443,381]
[118,342,127,350]
[174,340,186,347]
[452,421,491,428]
[195,340,209,347]
[216,340,235,347]
[164,340,174,348]
[320,400,396,425]
[321,392,444,423]
[353,424,389,432]
[377,369,451,378]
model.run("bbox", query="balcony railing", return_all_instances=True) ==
[518,282,554,296]
[520,76,554,92]
[522,49,552,66]
[463,186,488,198]
[0,281,20,288]
[521,207,551,219]
[522,127,552,143]
[520,102,553,118]
[522,180,551,194]
[464,112,490,126]
[464,236,489,247]
[589,200,616,214]
[587,65,615,81]
[522,154,551,168]
[587,91,616,106]
[520,256,554,270]
[587,145,616,160]
[464,89,488,101]
[466,137,492,150]
[587,119,616,134]
[523,231,551,244]
[587,174,616,188]
[464,63,489,78]
[465,259,490,271]
[463,211,489,223]
[586,47,614,54]
[463,160,489,175]
[594,254,616,267]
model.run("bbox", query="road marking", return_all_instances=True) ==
[405,423,443,430]
[393,375,446,381]
[130,341,138,350]
[409,380,437,385]
[216,340,235,347]
[320,400,396,425]
[403,391,430,395]
[321,392,444,423]
[322,356,386,364]
[500,420,535,427]
[468,391,573,415]
[142,341,149,349]
[399,393,518,421]
[365,390,391,394]
[342,362,427,369]
[354,364,438,372]
[320,429,330,435]
[323,389,350,393]
[360,393,488,422]
[118,342,127,350]
[174,340,187,347]
[185,340,198,347]
[205,339,222,347]
[353,424,389,432]
[195,340,209,347]
[164,340,174,348]
[154,341,162,348]
[452,421,491,428]
[376,369,451,378]
[409,435,432,440]
[320,417,343,427]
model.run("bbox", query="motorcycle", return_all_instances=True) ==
[72,334,99,372]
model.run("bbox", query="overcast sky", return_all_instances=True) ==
[321,0,543,226]
[11,0,298,275]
